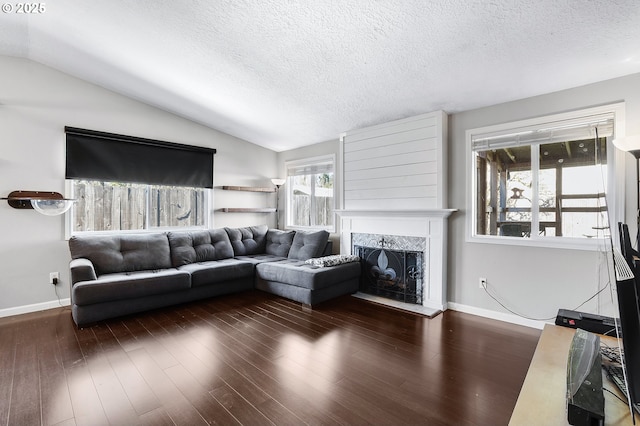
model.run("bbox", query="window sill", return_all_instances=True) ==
[467,234,608,251]
[66,226,209,240]
[285,225,336,233]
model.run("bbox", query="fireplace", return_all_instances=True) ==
[353,233,425,304]
[336,209,454,315]
[355,245,422,303]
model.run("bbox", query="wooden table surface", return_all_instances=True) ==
[509,324,635,425]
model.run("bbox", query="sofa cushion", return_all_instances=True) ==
[168,229,234,267]
[287,230,330,260]
[177,258,254,287]
[256,259,361,291]
[234,254,288,265]
[72,269,191,305]
[225,225,268,256]
[265,229,295,257]
[69,233,172,276]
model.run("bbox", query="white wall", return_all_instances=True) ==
[448,72,640,324]
[0,56,277,315]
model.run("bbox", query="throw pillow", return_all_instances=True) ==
[265,229,296,257]
[305,255,361,267]
[288,230,330,260]
[224,225,268,256]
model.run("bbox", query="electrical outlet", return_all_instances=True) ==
[49,272,59,285]
[479,277,487,289]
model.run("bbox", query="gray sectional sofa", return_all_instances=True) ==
[68,225,360,326]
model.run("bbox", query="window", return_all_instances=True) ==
[70,180,207,232]
[285,155,335,230]
[468,104,625,249]
[65,127,215,235]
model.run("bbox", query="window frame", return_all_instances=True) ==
[284,154,336,232]
[65,179,212,239]
[466,103,626,251]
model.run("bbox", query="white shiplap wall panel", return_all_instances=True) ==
[345,185,438,200]
[344,139,437,163]
[344,127,437,153]
[341,111,447,210]
[344,150,434,172]
[345,162,437,182]
[347,197,438,210]
[344,173,438,191]
[344,116,438,143]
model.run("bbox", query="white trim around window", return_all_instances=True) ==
[466,102,626,251]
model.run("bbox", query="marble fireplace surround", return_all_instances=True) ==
[336,209,456,316]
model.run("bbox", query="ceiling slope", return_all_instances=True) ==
[2,0,640,151]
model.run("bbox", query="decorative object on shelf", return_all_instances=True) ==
[1,190,76,216]
[271,178,286,229]
[218,208,276,213]
[221,185,275,192]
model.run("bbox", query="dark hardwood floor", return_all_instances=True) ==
[0,291,541,426]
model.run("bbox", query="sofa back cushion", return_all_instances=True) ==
[288,230,330,260]
[167,229,234,267]
[69,233,172,276]
[225,225,268,256]
[265,229,296,257]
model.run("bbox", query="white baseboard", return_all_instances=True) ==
[0,298,71,319]
[447,302,549,330]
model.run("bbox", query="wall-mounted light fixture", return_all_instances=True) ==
[271,178,286,229]
[1,190,76,216]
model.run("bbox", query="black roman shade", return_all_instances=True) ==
[65,127,216,188]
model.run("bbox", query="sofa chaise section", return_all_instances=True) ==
[255,258,361,305]
[254,229,359,305]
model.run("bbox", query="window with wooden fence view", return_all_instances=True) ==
[288,172,334,228]
[72,180,206,232]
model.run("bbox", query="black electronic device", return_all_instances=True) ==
[566,328,605,426]
[619,222,640,266]
[555,309,618,336]
[611,228,640,421]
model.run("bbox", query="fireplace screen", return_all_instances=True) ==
[354,245,422,304]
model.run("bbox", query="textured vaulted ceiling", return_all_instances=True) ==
[2,1,640,151]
